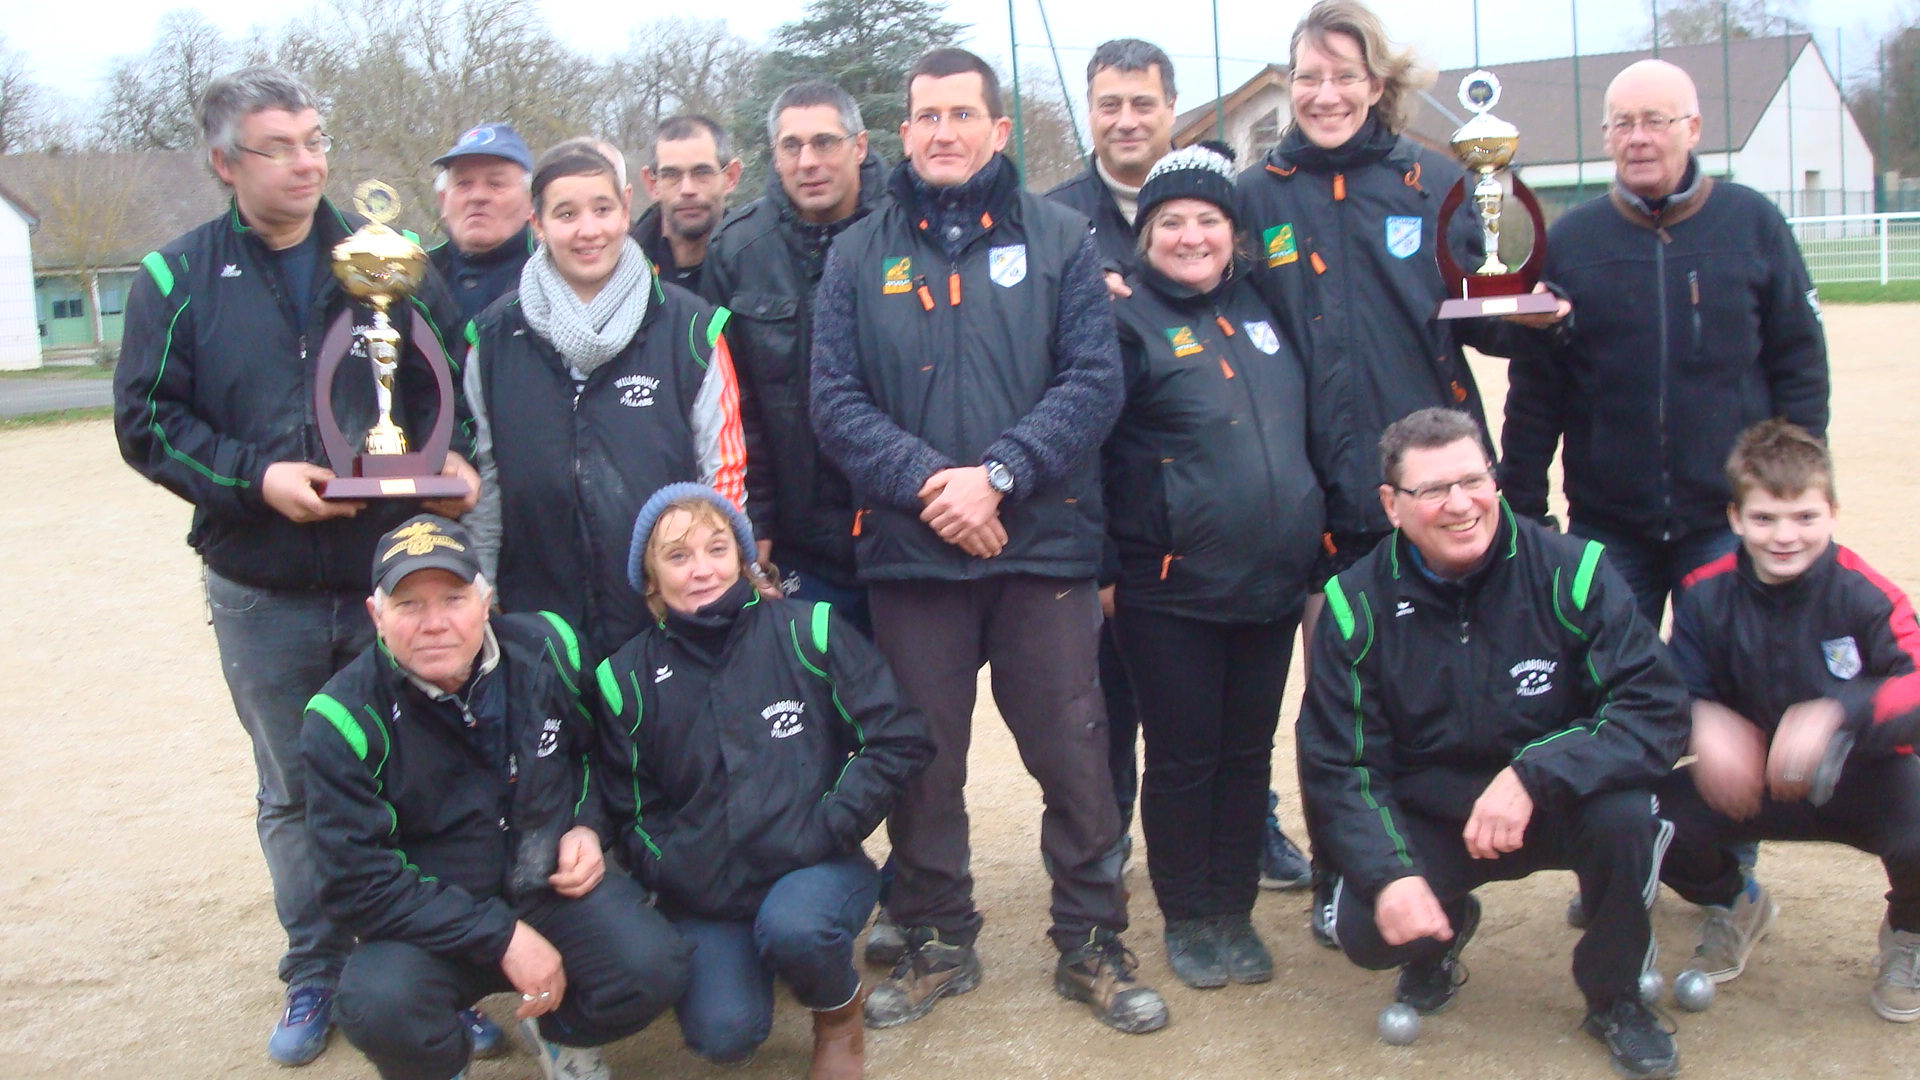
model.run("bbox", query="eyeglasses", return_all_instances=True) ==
[1290,71,1370,90]
[1394,470,1495,506]
[1603,112,1695,135]
[652,164,720,186]
[775,132,853,160]
[237,134,333,165]
[910,108,986,130]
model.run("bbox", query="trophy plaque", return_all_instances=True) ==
[315,180,470,500]
[1433,70,1558,320]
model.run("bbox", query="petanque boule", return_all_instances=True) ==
[1378,1002,1422,1045]
[1638,970,1665,1004]
[1673,969,1717,1012]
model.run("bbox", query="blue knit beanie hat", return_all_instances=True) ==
[628,483,757,593]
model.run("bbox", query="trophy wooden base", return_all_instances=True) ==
[1436,290,1561,320]
[322,474,472,500]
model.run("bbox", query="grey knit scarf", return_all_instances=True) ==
[518,236,651,378]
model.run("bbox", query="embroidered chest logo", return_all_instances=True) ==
[1822,636,1862,680]
[1165,325,1205,358]
[1385,215,1422,259]
[616,374,659,408]
[1264,224,1298,267]
[882,257,913,295]
[989,244,1027,287]
[1395,600,1415,618]
[653,664,673,683]
[536,717,561,758]
[1244,320,1281,355]
[764,699,807,739]
[1510,658,1558,697]
[220,264,242,278]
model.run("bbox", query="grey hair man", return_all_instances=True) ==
[631,114,742,292]
[1046,38,1179,268]
[112,65,477,1067]
[429,122,536,324]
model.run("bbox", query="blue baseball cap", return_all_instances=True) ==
[433,122,533,172]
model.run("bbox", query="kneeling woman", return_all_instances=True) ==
[1103,145,1326,989]
[597,483,933,1078]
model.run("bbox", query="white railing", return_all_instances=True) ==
[1785,211,1920,285]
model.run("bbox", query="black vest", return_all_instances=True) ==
[833,174,1101,581]
[1106,266,1324,622]
[473,280,727,656]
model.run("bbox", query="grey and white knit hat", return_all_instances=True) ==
[1135,141,1239,232]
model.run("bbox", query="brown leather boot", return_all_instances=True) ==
[809,985,868,1080]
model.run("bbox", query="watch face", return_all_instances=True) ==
[987,462,1012,492]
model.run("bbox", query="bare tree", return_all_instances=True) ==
[599,18,763,174]
[1009,68,1084,192]
[0,36,54,154]
[1642,0,1804,48]
[96,10,235,150]
[28,152,148,348]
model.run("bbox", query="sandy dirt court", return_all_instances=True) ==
[3,304,1918,1080]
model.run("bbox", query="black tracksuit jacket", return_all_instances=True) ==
[115,199,468,592]
[1297,505,1690,898]
[1670,542,1920,756]
[699,157,889,586]
[594,588,933,921]
[1103,263,1324,622]
[302,612,603,967]
[1499,169,1829,542]
[1045,156,1137,270]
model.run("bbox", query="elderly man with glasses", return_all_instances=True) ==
[1300,407,1692,1080]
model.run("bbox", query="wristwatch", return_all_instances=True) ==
[983,459,1014,496]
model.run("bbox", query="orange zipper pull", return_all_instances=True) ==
[1220,357,1236,379]
[1310,252,1327,275]
[949,271,961,306]
[852,509,866,537]
[1333,173,1347,201]
[915,276,934,311]
[1160,553,1174,580]
[1215,315,1235,336]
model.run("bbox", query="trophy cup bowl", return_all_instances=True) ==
[1433,70,1557,320]
[1451,115,1519,174]
[332,222,429,307]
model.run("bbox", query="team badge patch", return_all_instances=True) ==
[1244,320,1281,355]
[536,718,561,758]
[1510,658,1557,697]
[763,699,807,739]
[1263,224,1298,267]
[1823,636,1862,680]
[989,244,1027,287]
[1165,325,1204,357]
[1385,216,1422,259]
[882,257,913,295]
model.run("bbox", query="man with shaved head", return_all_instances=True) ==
[1501,58,1828,629]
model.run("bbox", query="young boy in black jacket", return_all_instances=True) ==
[1657,419,1920,1022]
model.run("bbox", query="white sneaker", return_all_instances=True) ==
[1874,919,1920,1023]
[1683,880,1777,983]
[520,1017,611,1080]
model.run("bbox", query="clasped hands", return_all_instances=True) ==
[918,466,1006,558]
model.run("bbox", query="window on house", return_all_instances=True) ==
[51,298,86,320]
[1249,109,1282,160]
[98,282,129,316]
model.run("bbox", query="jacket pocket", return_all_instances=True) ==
[728,292,802,385]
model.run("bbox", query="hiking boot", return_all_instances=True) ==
[267,984,334,1066]
[1054,931,1170,1034]
[809,985,868,1080]
[863,931,982,1029]
[864,916,908,968]
[1259,793,1312,890]
[519,1018,610,1080]
[1874,919,1920,1023]
[1683,880,1777,983]
[1310,873,1340,950]
[460,1006,505,1058]
[1213,912,1273,985]
[1582,996,1679,1079]
[1396,894,1480,1014]
[1163,917,1227,989]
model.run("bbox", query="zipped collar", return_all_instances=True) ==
[1734,537,1838,607]
[1386,499,1519,600]
[889,152,1023,253]
[1132,258,1249,313]
[1609,155,1714,232]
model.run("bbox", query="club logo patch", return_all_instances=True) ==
[1243,320,1281,355]
[653,665,673,683]
[1385,216,1422,259]
[763,699,807,739]
[989,244,1027,287]
[616,374,658,408]
[1264,223,1298,267]
[1395,600,1414,618]
[1822,636,1862,680]
[536,717,561,758]
[882,257,913,295]
[1165,325,1204,358]
[1510,658,1557,697]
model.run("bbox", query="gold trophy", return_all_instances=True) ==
[314,180,470,500]
[1433,70,1557,319]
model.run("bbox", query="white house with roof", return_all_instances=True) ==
[0,183,39,371]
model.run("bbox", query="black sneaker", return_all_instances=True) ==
[1583,996,1679,1078]
[1163,917,1228,989]
[1055,931,1171,1034]
[1395,894,1480,1014]
[1213,912,1273,985]
[1310,873,1340,950]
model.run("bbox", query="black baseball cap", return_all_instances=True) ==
[372,514,483,594]
[433,122,534,172]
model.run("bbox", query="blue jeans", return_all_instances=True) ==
[1566,521,1739,628]
[206,567,369,988]
[670,857,878,1064]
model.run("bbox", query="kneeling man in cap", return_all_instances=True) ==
[303,513,690,1080]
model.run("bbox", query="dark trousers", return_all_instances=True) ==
[869,576,1125,951]
[1657,755,1920,931]
[1329,788,1666,1009]
[1113,605,1295,920]
[672,857,878,1063]
[1100,618,1140,831]
[1568,521,1739,627]
[334,875,690,1080]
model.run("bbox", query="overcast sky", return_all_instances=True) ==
[10,0,1912,117]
